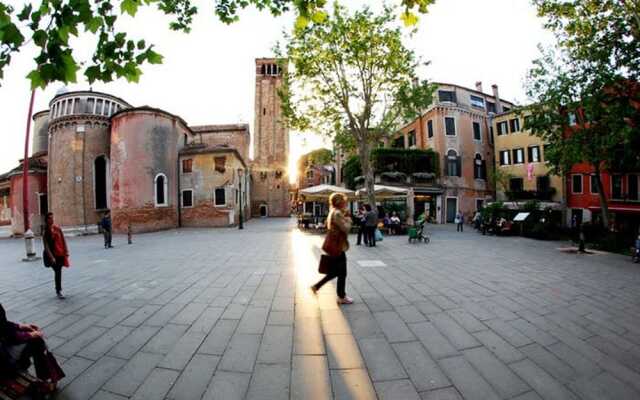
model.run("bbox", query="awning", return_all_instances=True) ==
[298,184,356,201]
[356,185,409,199]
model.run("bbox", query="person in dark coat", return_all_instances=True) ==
[0,304,64,393]
[101,210,113,249]
[355,206,368,246]
[364,204,378,247]
[43,212,69,299]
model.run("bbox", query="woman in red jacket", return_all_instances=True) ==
[43,212,69,299]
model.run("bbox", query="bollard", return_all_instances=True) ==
[127,223,132,244]
[22,229,41,262]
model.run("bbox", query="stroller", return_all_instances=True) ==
[408,219,430,244]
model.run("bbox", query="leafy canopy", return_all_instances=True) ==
[297,148,333,171]
[0,0,434,89]
[525,0,640,174]
[279,3,433,145]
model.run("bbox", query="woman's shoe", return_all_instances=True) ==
[337,296,353,304]
[310,286,318,295]
[56,291,65,299]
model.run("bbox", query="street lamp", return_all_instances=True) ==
[22,89,39,262]
[238,168,244,230]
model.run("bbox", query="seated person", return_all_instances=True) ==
[0,304,64,393]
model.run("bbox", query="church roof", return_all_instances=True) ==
[190,124,249,134]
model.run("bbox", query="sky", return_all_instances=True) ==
[0,0,554,180]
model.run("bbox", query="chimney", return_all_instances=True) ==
[475,81,483,93]
[492,84,503,113]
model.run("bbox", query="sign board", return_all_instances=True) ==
[513,212,530,222]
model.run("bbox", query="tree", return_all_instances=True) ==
[278,3,434,207]
[0,0,435,89]
[526,0,640,228]
[489,167,518,206]
[297,148,333,180]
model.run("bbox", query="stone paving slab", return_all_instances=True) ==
[2,219,640,399]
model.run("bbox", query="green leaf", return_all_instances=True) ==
[26,70,45,89]
[121,0,140,17]
[311,10,328,24]
[399,11,418,26]
[85,65,101,83]
[146,49,163,64]
[136,39,146,49]
[86,16,103,33]
[32,30,47,47]
[17,4,32,21]
[61,53,80,83]
[295,15,310,30]
[57,26,70,43]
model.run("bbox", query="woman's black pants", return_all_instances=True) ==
[52,260,63,293]
[313,253,347,298]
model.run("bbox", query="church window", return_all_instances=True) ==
[214,187,226,206]
[263,108,266,115]
[154,173,168,207]
[96,99,103,115]
[94,156,108,209]
[275,170,283,179]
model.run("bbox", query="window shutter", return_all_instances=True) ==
[527,147,533,163]
[481,160,487,180]
[456,157,462,177]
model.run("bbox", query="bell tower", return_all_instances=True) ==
[251,58,290,217]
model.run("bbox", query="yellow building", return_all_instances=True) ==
[492,109,564,205]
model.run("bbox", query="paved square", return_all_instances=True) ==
[1,219,640,399]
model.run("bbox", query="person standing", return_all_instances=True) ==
[101,210,113,249]
[355,206,367,246]
[364,204,378,247]
[455,211,464,232]
[43,213,69,299]
[311,193,354,304]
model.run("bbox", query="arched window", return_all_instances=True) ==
[446,150,461,177]
[154,173,168,207]
[94,156,108,209]
[474,153,486,180]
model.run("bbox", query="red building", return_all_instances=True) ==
[565,81,640,233]
[566,165,640,232]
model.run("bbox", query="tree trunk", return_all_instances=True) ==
[358,139,376,208]
[594,164,610,229]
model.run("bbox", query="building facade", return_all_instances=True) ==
[0,58,285,235]
[395,82,515,223]
[493,109,564,206]
[251,58,290,217]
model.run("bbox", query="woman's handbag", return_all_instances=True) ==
[318,254,334,274]
[322,229,344,257]
[42,251,52,268]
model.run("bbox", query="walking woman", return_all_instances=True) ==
[43,212,69,299]
[0,304,65,393]
[311,193,354,304]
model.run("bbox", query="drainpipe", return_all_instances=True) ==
[177,157,182,228]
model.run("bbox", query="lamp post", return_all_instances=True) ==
[238,169,244,230]
[22,89,39,262]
